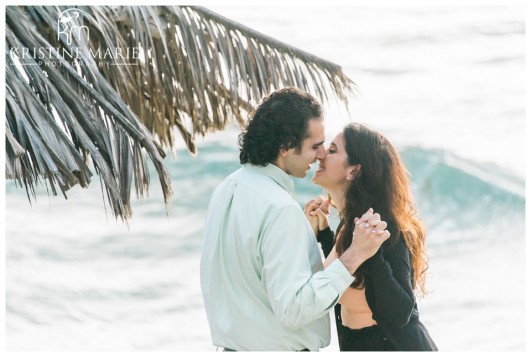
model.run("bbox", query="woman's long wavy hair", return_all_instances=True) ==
[335,123,429,296]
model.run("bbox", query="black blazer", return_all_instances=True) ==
[318,226,438,351]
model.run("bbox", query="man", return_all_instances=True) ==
[200,87,389,351]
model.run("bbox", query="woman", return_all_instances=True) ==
[305,123,437,351]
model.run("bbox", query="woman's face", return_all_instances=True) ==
[312,132,356,190]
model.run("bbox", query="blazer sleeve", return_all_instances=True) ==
[365,235,416,329]
[316,227,335,258]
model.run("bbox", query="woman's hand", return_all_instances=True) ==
[338,208,391,275]
[314,199,330,231]
[351,209,390,262]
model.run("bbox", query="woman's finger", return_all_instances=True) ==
[357,210,373,225]
[315,208,327,220]
[304,202,319,216]
[370,213,381,223]
[304,198,317,209]
[309,203,322,216]
[377,230,391,241]
[319,199,330,214]
[368,218,386,228]
[373,220,387,231]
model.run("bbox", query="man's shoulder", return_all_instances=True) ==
[229,166,296,207]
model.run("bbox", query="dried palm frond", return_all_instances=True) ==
[5,5,355,221]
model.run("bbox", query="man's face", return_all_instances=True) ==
[283,118,326,178]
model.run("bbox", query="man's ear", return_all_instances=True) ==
[279,147,289,157]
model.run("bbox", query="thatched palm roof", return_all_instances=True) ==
[5,5,355,221]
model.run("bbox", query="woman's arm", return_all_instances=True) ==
[365,235,416,329]
[316,227,335,258]
[323,244,339,269]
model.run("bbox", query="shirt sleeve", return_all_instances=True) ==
[365,235,416,328]
[317,227,335,258]
[259,205,354,331]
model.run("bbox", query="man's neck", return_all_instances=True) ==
[270,159,285,173]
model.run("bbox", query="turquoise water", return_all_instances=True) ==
[6,136,525,350]
[5,5,525,351]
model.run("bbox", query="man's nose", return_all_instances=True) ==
[316,146,326,160]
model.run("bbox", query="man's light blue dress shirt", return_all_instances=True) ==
[200,163,354,351]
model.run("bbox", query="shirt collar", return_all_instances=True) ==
[244,163,295,195]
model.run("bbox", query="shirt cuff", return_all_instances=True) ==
[325,259,355,293]
[316,226,333,242]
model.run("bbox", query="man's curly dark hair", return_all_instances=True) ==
[239,87,323,166]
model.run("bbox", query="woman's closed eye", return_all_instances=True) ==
[328,142,338,154]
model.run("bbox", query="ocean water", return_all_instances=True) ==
[4,5,526,351]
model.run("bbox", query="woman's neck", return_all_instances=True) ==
[328,189,345,214]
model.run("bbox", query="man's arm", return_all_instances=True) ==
[259,206,389,330]
[259,205,353,330]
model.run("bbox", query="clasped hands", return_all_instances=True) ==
[304,195,331,235]
[304,196,391,268]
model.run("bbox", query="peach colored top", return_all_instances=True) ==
[323,245,377,330]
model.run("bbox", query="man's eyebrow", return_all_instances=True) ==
[312,140,325,148]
